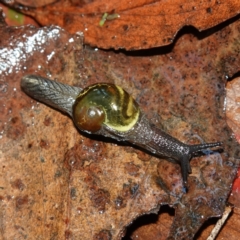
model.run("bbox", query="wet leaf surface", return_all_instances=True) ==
[0,6,240,240]
[3,0,240,50]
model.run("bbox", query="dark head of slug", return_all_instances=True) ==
[72,83,140,133]
[181,141,222,193]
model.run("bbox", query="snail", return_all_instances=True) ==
[21,75,222,192]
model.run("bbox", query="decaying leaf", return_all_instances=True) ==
[3,0,240,50]
[0,6,240,240]
[1,0,56,8]
[0,3,38,26]
[226,77,240,209]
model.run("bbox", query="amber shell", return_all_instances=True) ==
[72,83,140,133]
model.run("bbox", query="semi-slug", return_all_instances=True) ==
[21,75,222,192]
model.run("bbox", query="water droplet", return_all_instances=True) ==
[69,158,76,166]
[114,196,123,209]
[76,207,82,214]
[47,51,55,61]
[69,38,74,43]
[46,72,52,78]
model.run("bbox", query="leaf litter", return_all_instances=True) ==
[0,2,240,240]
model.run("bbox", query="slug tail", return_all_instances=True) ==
[21,75,81,116]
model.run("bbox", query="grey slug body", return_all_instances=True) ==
[21,75,222,192]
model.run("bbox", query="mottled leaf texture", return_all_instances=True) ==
[3,0,240,50]
[0,7,240,240]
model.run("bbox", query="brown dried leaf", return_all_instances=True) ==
[6,0,240,50]
[129,206,240,240]
[197,207,240,240]
[1,9,240,240]
[1,0,56,8]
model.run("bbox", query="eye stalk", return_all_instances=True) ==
[21,75,222,192]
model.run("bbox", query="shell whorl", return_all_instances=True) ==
[72,83,140,133]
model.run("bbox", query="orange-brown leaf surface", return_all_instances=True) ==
[1,3,240,240]
[4,0,240,50]
[2,0,56,8]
